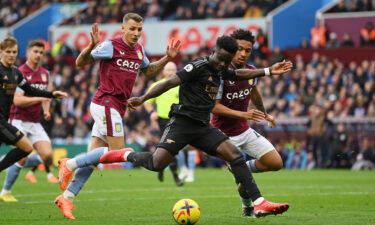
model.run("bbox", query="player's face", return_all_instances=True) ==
[210,48,234,71]
[162,62,177,78]
[122,19,143,46]
[27,46,45,65]
[0,45,18,67]
[232,39,252,66]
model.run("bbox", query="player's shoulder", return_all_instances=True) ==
[191,56,209,69]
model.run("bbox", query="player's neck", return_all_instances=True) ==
[26,61,39,71]
[122,37,136,48]
[0,59,12,68]
[232,62,245,69]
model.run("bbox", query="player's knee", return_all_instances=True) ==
[268,160,283,171]
[40,153,53,162]
[152,161,166,172]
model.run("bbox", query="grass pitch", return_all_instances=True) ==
[0,168,374,225]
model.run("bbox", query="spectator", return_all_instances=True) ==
[310,22,327,49]
[360,22,375,46]
[326,32,340,48]
[341,33,355,47]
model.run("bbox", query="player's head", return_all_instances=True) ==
[0,37,18,67]
[122,13,143,46]
[162,61,177,78]
[210,35,238,71]
[230,29,254,66]
[26,40,45,65]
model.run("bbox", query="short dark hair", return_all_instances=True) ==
[216,35,238,54]
[123,13,143,23]
[230,29,255,44]
[28,40,45,49]
[0,37,17,50]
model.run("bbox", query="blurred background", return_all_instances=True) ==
[0,0,374,170]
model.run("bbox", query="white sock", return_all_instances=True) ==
[124,151,132,161]
[47,172,54,178]
[254,197,265,205]
[66,159,78,171]
[0,189,11,195]
[63,190,75,202]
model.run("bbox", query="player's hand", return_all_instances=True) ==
[128,97,144,109]
[52,91,68,99]
[270,60,293,75]
[90,23,101,47]
[265,114,277,128]
[43,111,51,120]
[166,39,182,59]
[241,109,265,122]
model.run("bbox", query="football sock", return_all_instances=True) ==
[63,189,75,202]
[23,153,42,168]
[0,148,29,172]
[31,166,37,172]
[169,158,178,177]
[69,147,108,170]
[230,156,262,202]
[127,152,157,171]
[188,151,196,171]
[67,166,94,197]
[240,197,253,207]
[2,163,22,191]
[248,159,261,173]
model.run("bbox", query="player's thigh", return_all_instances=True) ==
[215,140,243,162]
[258,150,283,169]
[89,136,108,151]
[14,136,34,152]
[153,147,175,170]
[240,128,275,160]
[0,121,30,151]
[33,140,53,159]
[106,136,125,150]
[190,126,230,156]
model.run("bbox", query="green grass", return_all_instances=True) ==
[0,169,374,225]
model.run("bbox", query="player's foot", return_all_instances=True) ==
[178,167,188,180]
[58,158,73,191]
[254,199,289,218]
[242,206,255,218]
[55,194,76,220]
[157,171,164,182]
[172,174,184,186]
[0,193,18,202]
[47,174,59,183]
[185,170,195,182]
[99,148,134,163]
[25,172,38,183]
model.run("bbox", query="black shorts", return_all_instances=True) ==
[157,117,169,136]
[0,121,24,146]
[156,115,229,156]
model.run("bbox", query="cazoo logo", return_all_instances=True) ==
[30,83,47,90]
[116,59,140,70]
[226,88,252,100]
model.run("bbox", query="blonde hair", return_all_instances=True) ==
[0,37,18,50]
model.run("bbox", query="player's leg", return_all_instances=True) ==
[177,147,188,180]
[185,149,196,182]
[55,136,109,220]
[169,157,183,186]
[0,157,27,202]
[33,140,58,183]
[0,128,32,172]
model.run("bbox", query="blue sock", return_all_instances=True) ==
[75,147,108,168]
[67,166,94,195]
[23,153,42,168]
[177,151,186,168]
[3,164,22,191]
[188,151,196,171]
[248,159,261,173]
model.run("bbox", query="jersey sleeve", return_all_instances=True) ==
[91,40,114,60]
[17,69,53,98]
[215,80,224,100]
[140,47,150,69]
[176,63,198,82]
[219,69,237,80]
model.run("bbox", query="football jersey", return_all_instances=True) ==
[10,64,49,123]
[91,37,150,117]
[211,63,258,136]
[172,56,236,124]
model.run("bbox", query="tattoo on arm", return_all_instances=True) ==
[141,55,170,77]
[250,87,266,113]
[76,45,95,67]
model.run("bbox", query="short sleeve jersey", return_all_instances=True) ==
[172,56,236,124]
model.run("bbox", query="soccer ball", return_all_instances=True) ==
[172,199,200,225]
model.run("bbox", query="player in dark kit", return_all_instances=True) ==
[212,29,289,217]
[0,37,67,174]
[99,36,293,210]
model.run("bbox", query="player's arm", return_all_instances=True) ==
[13,91,50,107]
[42,80,53,120]
[228,61,293,80]
[250,87,276,127]
[212,100,265,121]
[140,40,181,77]
[76,23,101,67]
[128,74,181,108]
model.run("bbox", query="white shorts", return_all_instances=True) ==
[90,102,124,143]
[229,128,275,159]
[10,119,50,144]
